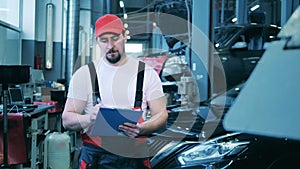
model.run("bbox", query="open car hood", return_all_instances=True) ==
[224,6,300,141]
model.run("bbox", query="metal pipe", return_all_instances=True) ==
[2,85,8,167]
[106,0,110,13]
[221,0,225,24]
[65,0,80,86]
[235,0,247,24]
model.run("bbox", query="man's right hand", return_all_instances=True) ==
[90,103,103,124]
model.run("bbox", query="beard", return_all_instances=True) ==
[105,48,121,64]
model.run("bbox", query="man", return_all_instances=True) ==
[62,14,168,169]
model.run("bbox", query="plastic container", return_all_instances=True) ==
[44,132,71,169]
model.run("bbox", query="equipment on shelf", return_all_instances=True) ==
[0,65,30,167]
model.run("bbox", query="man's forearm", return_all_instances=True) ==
[62,112,91,131]
[139,111,168,135]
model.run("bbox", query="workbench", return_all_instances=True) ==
[0,105,54,169]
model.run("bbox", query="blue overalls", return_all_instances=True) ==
[78,61,151,169]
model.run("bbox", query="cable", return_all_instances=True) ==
[7,105,18,113]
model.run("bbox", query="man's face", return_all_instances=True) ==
[96,33,126,64]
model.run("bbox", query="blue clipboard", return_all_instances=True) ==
[89,107,143,136]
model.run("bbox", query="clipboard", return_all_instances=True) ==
[89,107,143,136]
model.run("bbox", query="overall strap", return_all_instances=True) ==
[88,62,101,106]
[88,61,145,109]
[134,61,145,110]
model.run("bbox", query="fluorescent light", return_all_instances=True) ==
[250,5,260,11]
[45,3,54,69]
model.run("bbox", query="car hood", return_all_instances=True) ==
[224,6,300,141]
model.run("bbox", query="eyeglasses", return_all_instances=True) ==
[97,34,123,45]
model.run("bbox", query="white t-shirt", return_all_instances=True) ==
[67,56,164,121]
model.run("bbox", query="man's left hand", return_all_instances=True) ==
[118,122,141,138]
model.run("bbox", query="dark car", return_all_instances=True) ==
[213,24,281,89]
[150,81,300,169]
[150,82,243,169]
[150,10,300,167]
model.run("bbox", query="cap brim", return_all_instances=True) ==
[96,28,123,37]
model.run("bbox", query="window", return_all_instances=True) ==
[0,0,20,27]
[0,26,21,64]
[125,43,144,56]
[0,0,21,65]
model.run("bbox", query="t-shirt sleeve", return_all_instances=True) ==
[144,65,165,101]
[67,65,92,101]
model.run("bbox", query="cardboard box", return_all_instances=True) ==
[41,87,56,101]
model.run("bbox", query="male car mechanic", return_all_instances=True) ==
[62,14,168,169]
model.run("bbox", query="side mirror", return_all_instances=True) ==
[231,42,247,49]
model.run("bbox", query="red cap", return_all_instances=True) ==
[95,14,125,37]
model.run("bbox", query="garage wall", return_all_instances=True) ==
[22,0,63,81]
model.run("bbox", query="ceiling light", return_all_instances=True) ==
[123,13,128,19]
[250,5,260,11]
[119,1,124,8]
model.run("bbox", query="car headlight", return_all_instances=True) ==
[177,133,250,166]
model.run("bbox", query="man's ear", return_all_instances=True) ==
[124,30,129,42]
[95,37,101,47]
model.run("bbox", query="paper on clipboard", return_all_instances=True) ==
[89,107,143,136]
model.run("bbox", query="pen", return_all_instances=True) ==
[96,97,101,104]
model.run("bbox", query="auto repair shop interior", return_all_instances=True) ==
[1,0,300,169]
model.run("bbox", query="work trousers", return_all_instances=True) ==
[79,143,150,169]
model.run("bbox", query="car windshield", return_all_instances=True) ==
[214,26,243,48]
